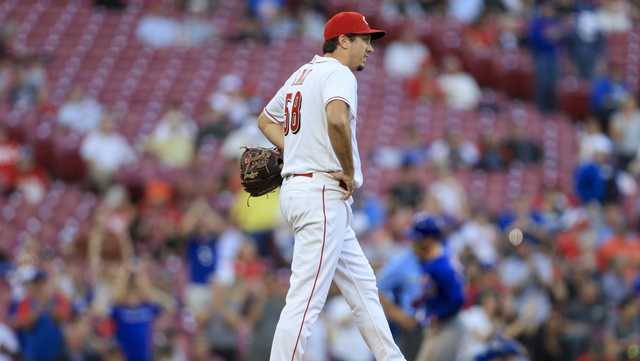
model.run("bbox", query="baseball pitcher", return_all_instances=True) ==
[254,11,407,361]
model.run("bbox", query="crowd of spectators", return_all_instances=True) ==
[0,1,639,361]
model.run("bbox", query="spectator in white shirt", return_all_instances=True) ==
[597,0,633,33]
[57,87,103,133]
[427,165,469,219]
[81,115,136,189]
[579,116,612,162]
[610,96,640,170]
[384,26,430,80]
[136,6,181,48]
[437,56,481,110]
[208,74,251,127]
[448,0,484,24]
[143,107,197,168]
[429,131,479,169]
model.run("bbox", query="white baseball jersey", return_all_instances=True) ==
[263,55,364,188]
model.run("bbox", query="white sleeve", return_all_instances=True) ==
[263,84,286,124]
[322,67,357,116]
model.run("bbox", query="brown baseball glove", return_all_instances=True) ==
[239,147,283,197]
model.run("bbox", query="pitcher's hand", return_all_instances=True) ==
[329,171,354,200]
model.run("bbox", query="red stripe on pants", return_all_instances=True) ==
[291,185,327,361]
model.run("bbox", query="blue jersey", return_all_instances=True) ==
[186,236,218,285]
[111,303,162,361]
[377,249,423,316]
[419,255,465,321]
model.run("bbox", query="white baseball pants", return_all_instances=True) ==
[270,173,406,361]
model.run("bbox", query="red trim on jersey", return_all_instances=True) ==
[264,108,282,124]
[291,185,327,361]
[325,96,351,108]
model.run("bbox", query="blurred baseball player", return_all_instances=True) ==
[408,215,466,361]
[257,11,407,361]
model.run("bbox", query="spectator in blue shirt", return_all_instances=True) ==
[574,150,621,205]
[528,2,565,113]
[408,215,465,361]
[110,254,175,361]
[12,270,72,361]
[377,234,425,360]
[180,199,223,321]
[591,64,630,132]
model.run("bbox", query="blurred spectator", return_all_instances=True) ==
[64,316,102,361]
[208,74,251,128]
[231,186,284,264]
[437,56,481,111]
[528,3,564,113]
[325,293,373,361]
[574,143,634,206]
[404,61,442,101]
[246,269,287,360]
[597,213,640,274]
[297,3,326,42]
[458,291,499,361]
[57,87,103,133]
[610,96,640,171]
[449,208,499,267]
[476,133,506,171]
[564,277,607,359]
[596,0,633,33]
[410,215,465,361]
[501,121,543,165]
[81,115,137,189]
[428,131,479,170]
[590,64,630,131]
[181,0,216,15]
[384,26,430,80]
[221,117,273,160]
[265,8,297,41]
[180,198,224,321]
[0,24,15,61]
[426,165,468,219]
[579,116,613,162]
[0,280,18,361]
[142,107,197,168]
[9,65,41,109]
[135,6,181,48]
[11,270,71,361]
[203,277,248,361]
[195,108,231,147]
[0,58,14,102]
[14,153,48,205]
[388,160,423,210]
[464,11,500,51]
[377,228,425,360]
[379,0,427,22]
[110,257,175,361]
[498,235,553,293]
[181,12,216,47]
[606,295,640,356]
[448,0,484,24]
[570,3,604,80]
[0,126,19,193]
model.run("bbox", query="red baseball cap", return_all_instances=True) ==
[323,11,386,42]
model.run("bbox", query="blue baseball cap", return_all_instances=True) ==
[407,214,444,241]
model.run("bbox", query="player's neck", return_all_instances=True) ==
[424,244,443,260]
[323,52,350,69]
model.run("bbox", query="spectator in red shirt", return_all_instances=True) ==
[0,126,19,193]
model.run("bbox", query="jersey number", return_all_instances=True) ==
[284,91,302,136]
